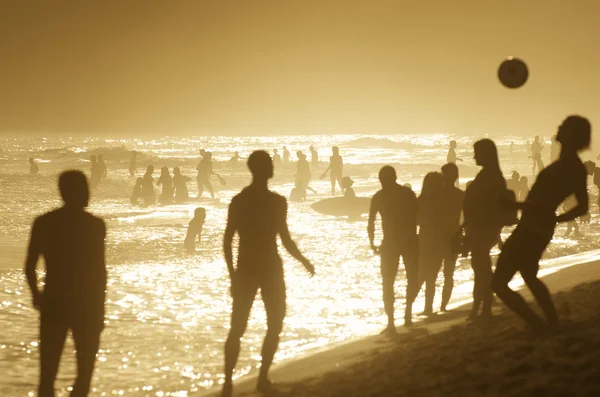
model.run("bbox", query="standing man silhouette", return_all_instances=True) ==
[25,171,107,397]
[368,166,419,331]
[222,150,315,397]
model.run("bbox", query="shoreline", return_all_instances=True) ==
[200,251,600,397]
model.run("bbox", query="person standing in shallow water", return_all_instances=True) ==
[493,116,591,332]
[184,207,205,252]
[463,139,507,321]
[530,135,545,175]
[309,145,318,167]
[440,163,465,312]
[129,151,137,177]
[29,158,39,175]
[156,167,173,204]
[24,170,107,397]
[90,155,101,189]
[222,151,315,397]
[321,146,344,196]
[142,165,156,206]
[368,166,419,331]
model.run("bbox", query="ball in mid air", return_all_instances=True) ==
[498,57,529,89]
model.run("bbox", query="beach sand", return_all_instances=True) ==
[204,259,600,397]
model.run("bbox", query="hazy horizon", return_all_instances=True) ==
[1,0,598,137]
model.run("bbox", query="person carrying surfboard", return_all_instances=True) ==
[368,166,419,332]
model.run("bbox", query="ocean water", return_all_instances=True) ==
[0,133,598,396]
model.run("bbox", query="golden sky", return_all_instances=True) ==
[0,0,597,136]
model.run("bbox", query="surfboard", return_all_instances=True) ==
[310,196,371,217]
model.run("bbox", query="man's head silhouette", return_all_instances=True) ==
[59,170,90,209]
[247,150,273,180]
[557,115,591,152]
[378,166,397,188]
[441,163,459,184]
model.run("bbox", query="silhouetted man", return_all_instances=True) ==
[493,116,591,331]
[368,166,419,331]
[25,171,107,397]
[222,150,315,397]
[440,163,465,311]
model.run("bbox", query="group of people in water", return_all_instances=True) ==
[23,115,593,397]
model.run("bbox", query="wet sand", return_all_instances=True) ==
[204,259,600,397]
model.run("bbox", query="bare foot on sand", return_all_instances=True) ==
[380,324,397,335]
[404,315,413,327]
[257,377,276,394]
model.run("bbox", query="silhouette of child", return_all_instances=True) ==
[341,176,355,198]
[184,207,206,252]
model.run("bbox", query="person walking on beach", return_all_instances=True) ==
[320,146,344,196]
[447,140,463,164]
[196,151,216,199]
[463,139,507,321]
[222,150,315,397]
[416,172,447,316]
[368,166,419,331]
[273,149,281,166]
[530,135,545,175]
[30,157,39,175]
[492,116,591,331]
[440,163,465,311]
[282,146,290,164]
[24,170,107,397]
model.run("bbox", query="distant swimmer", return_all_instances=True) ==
[447,140,463,164]
[222,150,315,397]
[272,149,281,166]
[196,151,215,199]
[29,158,39,175]
[184,207,206,252]
[142,165,156,206]
[368,166,419,331]
[530,135,545,175]
[228,151,242,168]
[440,163,465,312]
[98,154,108,180]
[156,167,173,204]
[341,176,355,198]
[416,172,446,316]
[463,139,507,321]
[24,170,107,397]
[130,177,144,205]
[493,116,591,332]
[282,146,290,164]
[129,151,137,177]
[90,155,101,189]
[320,146,344,196]
[309,145,318,167]
[562,195,582,238]
[173,167,191,203]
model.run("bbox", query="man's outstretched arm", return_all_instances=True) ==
[24,219,42,310]
[279,200,315,276]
